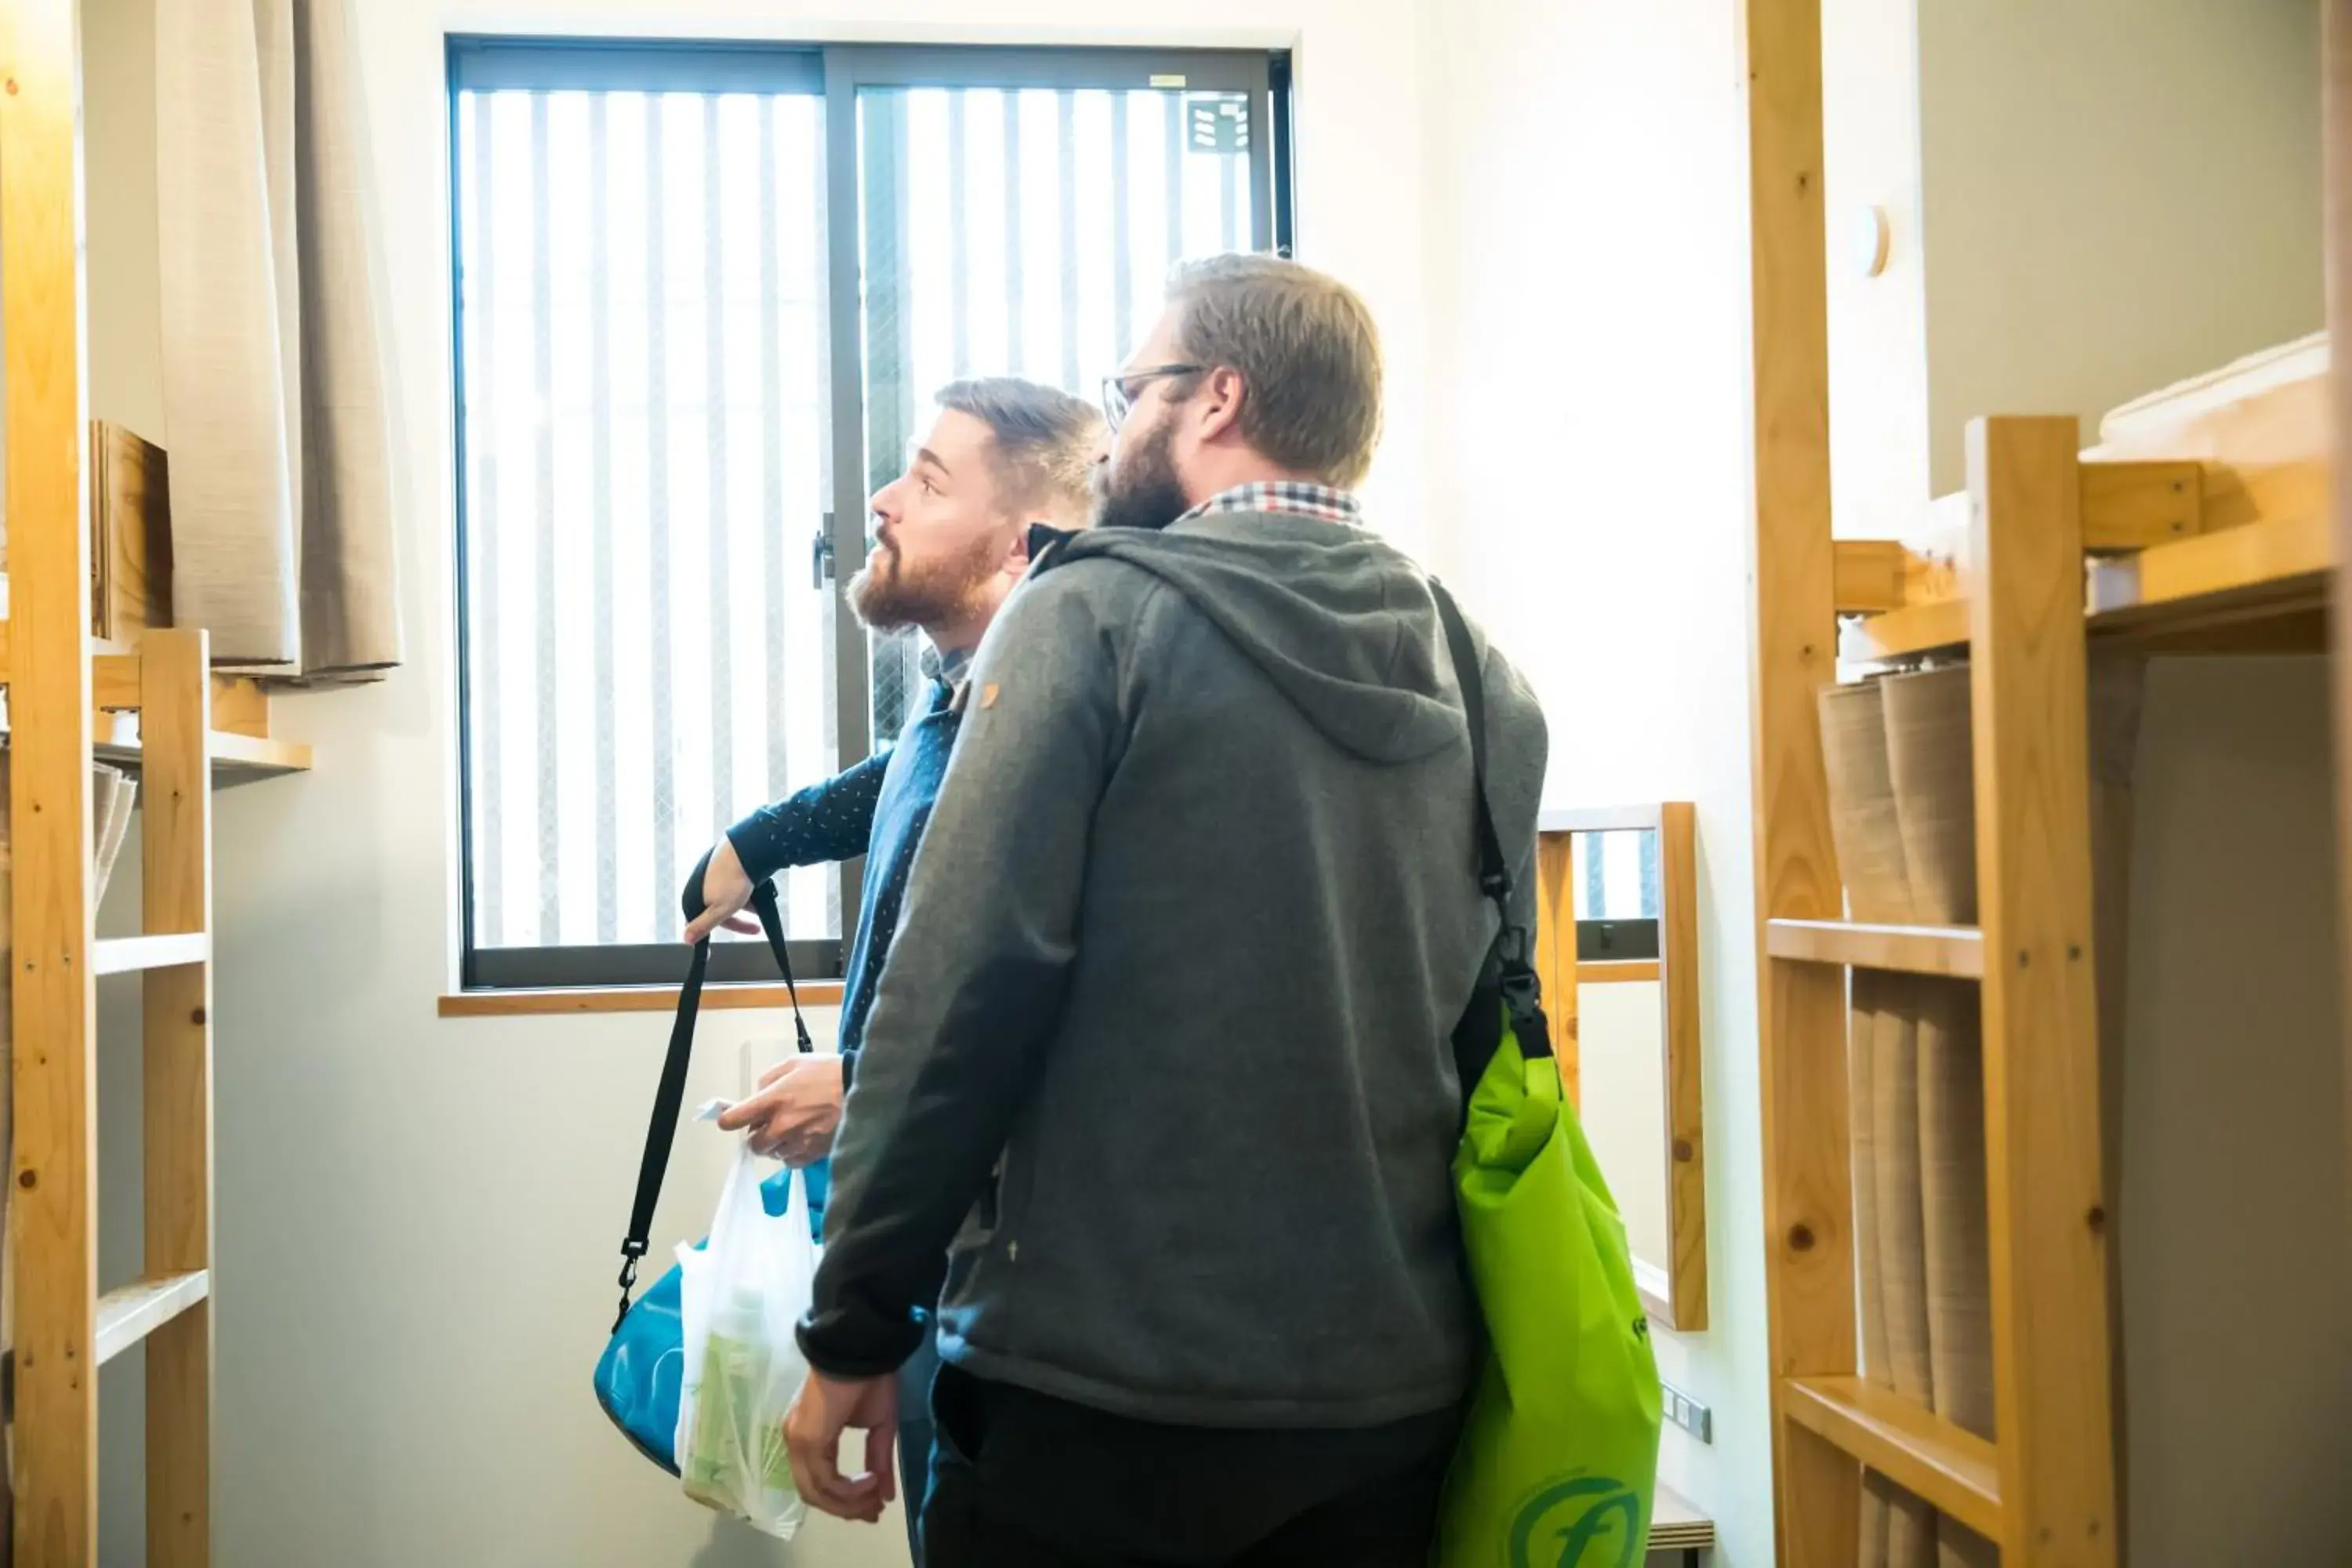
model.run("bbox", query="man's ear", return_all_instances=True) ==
[1004,520,1037,573]
[1196,365,1248,445]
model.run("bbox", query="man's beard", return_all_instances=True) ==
[1092,418,1191,532]
[847,527,1003,633]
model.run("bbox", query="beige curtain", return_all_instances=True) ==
[155,0,401,680]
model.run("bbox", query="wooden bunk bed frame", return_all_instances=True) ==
[3,1,312,1559]
[1742,2,2344,1565]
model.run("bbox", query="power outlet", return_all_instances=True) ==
[1661,1379,1713,1444]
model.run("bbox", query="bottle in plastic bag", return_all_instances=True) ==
[673,1145,815,1540]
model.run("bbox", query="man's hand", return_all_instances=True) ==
[717,1054,846,1165]
[684,835,762,943]
[785,1369,898,1523]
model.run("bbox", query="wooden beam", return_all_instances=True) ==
[209,676,270,739]
[1739,0,1860,1560]
[1968,416,2118,1563]
[1658,801,1708,1333]
[1577,958,1660,985]
[1534,832,1580,1105]
[2,2,100,1560]
[1833,539,1912,614]
[2078,459,2203,548]
[2331,0,2352,1225]
[1766,917,1987,979]
[1782,1375,2004,1542]
[438,979,851,1018]
[143,628,216,1568]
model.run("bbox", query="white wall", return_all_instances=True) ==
[1821,0,1933,532]
[1917,0,2325,492]
[1419,5,1776,1562]
[78,1,1433,1563]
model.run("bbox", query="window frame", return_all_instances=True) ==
[447,34,1294,992]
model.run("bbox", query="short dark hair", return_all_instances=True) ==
[935,377,1103,520]
[1164,255,1383,488]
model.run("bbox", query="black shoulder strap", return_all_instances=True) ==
[1431,583,1511,925]
[1429,580,1552,1067]
[612,852,812,1331]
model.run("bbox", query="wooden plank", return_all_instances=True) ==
[89,419,172,641]
[2088,507,2330,619]
[91,931,210,976]
[1968,417,2118,1564]
[1766,917,1987,978]
[1657,800,1707,1333]
[1577,958,1660,985]
[94,1270,210,1367]
[143,627,216,1568]
[1857,505,2332,661]
[208,676,270,739]
[1832,539,1911,613]
[201,730,312,777]
[1782,1374,2005,1542]
[2331,0,2352,1225]
[1534,831,1580,1105]
[1648,1483,1716,1551]
[1738,0,1860,1559]
[2,2,101,1560]
[1851,596,1970,661]
[1537,803,1665,835]
[438,979,850,1018]
[93,650,143,710]
[2078,459,2203,548]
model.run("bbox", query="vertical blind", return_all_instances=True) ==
[458,86,838,950]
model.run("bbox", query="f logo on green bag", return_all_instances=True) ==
[1507,1474,1646,1568]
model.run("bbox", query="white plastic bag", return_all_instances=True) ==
[673,1143,816,1539]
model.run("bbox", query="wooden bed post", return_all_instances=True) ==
[2325,0,2352,1220]
[2,2,100,1559]
[1738,2,1860,1565]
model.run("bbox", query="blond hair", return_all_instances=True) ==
[935,378,1103,521]
[1164,254,1383,488]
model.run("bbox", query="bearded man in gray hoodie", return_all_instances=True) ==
[783,253,1548,1567]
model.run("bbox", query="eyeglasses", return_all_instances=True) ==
[1100,364,1203,434]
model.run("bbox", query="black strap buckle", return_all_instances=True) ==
[612,1245,646,1333]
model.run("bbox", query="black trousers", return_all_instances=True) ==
[920,1364,1463,1568]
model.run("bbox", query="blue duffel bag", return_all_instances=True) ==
[593,862,823,1474]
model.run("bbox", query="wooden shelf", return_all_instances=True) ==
[1849,482,2332,661]
[1766,917,1986,978]
[81,727,313,787]
[0,627,315,786]
[94,1270,210,1367]
[92,931,208,976]
[1782,1375,2003,1542]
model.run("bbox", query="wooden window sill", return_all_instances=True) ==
[440,981,846,1018]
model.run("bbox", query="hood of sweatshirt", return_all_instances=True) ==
[1044,508,1462,764]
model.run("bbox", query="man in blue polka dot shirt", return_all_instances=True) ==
[684,376,1101,1559]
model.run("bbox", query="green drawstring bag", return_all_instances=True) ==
[1429,584,1664,1568]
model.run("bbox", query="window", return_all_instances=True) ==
[450,41,1293,988]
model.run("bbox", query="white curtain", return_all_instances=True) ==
[155,0,401,678]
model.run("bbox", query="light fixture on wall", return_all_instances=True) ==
[1853,204,1893,278]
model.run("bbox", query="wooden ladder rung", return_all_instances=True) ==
[94,1269,209,1367]
[92,931,209,975]
[1765,917,1985,978]
[1782,1375,2003,1543]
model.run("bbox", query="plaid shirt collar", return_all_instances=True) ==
[1174,481,1364,528]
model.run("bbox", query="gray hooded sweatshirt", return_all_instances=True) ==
[797,505,1548,1428]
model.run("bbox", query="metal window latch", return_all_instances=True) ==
[812,514,836,588]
